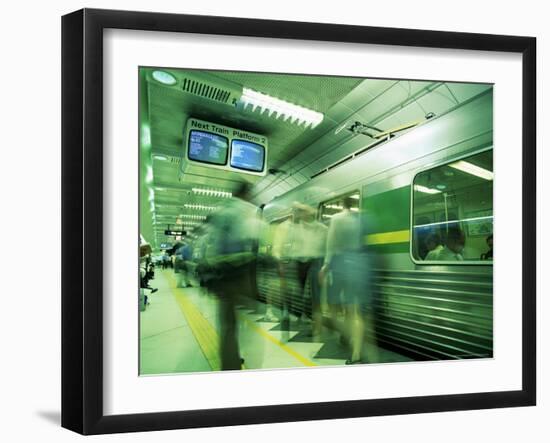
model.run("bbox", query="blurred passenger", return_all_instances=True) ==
[480,234,493,260]
[146,262,155,281]
[198,182,263,370]
[191,228,208,291]
[272,202,326,338]
[175,241,193,288]
[437,227,465,261]
[139,242,157,310]
[301,207,328,338]
[319,198,378,364]
[258,221,282,322]
[162,252,169,270]
[424,233,444,260]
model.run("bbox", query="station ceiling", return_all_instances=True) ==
[140,67,491,248]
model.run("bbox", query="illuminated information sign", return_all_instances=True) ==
[230,139,265,172]
[188,130,229,165]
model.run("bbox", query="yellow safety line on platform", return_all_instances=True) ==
[166,273,221,371]
[164,272,316,369]
[366,229,409,245]
[242,318,317,367]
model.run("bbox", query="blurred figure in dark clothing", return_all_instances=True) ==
[198,182,264,370]
[175,242,193,287]
[438,227,465,261]
[480,234,493,260]
[424,233,444,260]
[272,202,327,340]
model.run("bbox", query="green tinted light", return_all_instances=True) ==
[152,70,177,86]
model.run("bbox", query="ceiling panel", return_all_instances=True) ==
[141,66,492,247]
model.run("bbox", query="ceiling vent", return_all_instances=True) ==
[180,72,242,106]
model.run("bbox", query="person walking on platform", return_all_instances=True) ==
[272,202,326,340]
[319,197,378,364]
[198,182,264,370]
[175,241,193,288]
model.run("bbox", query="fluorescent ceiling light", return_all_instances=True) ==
[176,214,207,220]
[448,160,493,180]
[192,187,232,198]
[152,70,177,86]
[153,155,168,161]
[184,203,216,211]
[414,184,441,194]
[239,88,323,128]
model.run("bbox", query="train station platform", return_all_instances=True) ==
[140,270,410,374]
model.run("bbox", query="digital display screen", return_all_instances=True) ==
[230,139,265,172]
[188,130,229,165]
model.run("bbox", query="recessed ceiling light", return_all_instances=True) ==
[152,70,177,86]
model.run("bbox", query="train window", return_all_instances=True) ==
[319,191,360,225]
[412,149,493,263]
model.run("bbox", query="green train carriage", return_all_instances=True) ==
[259,88,493,361]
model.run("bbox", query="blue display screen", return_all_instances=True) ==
[188,130,229,165]
[230,139,265,172]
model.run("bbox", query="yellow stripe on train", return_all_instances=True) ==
[365,229,410,245]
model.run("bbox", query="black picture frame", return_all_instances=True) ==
[61,8,536,435]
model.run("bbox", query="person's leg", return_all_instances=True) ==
[327,270,345,341]
[182,262,189,286]
[263,259,278,321]
[287,260,298,321]
[295,260,312,322]
[348,304,364,363]
[279,261,290,337]
[344,253,368,364]
[310,258,323,338]
[218,293,241,370]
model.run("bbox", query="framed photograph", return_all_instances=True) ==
[61,8,536,435]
